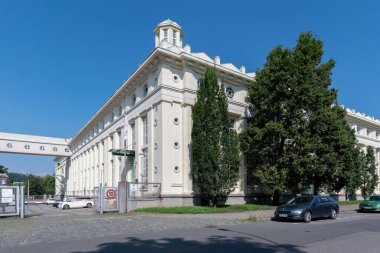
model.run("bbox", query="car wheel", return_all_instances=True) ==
[303,211,312,223]
[330,208,337,219]
[86,203,92,208]
[63,205,69,210]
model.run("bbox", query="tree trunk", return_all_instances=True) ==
[273,190,280,206]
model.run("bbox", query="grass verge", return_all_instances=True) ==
[338,200,362,205]
[135,204,275,214]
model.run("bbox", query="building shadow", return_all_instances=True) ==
[71,234,307,253]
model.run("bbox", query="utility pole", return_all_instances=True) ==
[27,179,29,200]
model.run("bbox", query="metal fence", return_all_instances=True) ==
[127,182,161,200]
[94,185,119,213]
[0,186,24,218]
[126,182,161,212]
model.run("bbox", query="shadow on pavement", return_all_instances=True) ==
[71,235,307,253]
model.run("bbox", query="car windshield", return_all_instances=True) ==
[369,196,380,201]
[287,196,314,204]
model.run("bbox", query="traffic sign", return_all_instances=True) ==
[105,189,117,199]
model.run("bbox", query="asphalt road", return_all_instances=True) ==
[2,211,380,253]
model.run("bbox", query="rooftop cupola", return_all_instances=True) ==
[154,19,183,48]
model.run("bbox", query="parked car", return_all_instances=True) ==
[359,195,380,212]
[274,195,339,223]
[47,198,60,205]
[52,201,60,208]
[58,197,94,210]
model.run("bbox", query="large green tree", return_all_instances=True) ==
[28,175,44,195]
[192,68,240,206]
[240,31,361,204]
[42,174,55,195]
[360,147,379,199]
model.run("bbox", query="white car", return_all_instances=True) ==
[47,198,60,205]
[58,197,94,210]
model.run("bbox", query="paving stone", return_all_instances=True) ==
[0,204,358,248]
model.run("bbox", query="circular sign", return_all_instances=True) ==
[105,189,117,199]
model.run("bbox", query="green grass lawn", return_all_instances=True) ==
[135,204,275,214]
[338,200,362,205]
[135,200,361,214]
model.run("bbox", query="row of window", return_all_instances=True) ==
[5,143,69,152]
[74,77,159,152]
[131,84,150,106]
[196,79,235,99]
[353,125,380,140]
[162,28,178,45]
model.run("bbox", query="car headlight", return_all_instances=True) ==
[292,209,303,215]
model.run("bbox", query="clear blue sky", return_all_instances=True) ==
[0,0,379,175]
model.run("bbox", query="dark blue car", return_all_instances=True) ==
[274,195,339,223]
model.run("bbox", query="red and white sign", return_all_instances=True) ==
[105,189,117,199]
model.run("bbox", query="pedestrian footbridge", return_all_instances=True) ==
[0,132,71,157]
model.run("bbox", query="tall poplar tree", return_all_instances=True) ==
[192,68,240,206]
[360,147,379,199]
[240,32,361,204]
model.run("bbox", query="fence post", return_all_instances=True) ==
[19,186,24,218]
[126,183,130,212]
[100,184,103,214]
[118,181,127,213]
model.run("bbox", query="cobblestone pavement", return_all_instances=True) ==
[0,204,358,249]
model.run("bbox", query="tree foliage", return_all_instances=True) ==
[28,175,45,195]
[192,68,240,206]
[8,172,28,182]
[240,31,361,201]
[28,174,56,195]
[0,165,8,174]
[360,147,379,199]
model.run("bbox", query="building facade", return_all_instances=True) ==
[1,20,379,204]
[55,20,254,206]
[55,20,380,203]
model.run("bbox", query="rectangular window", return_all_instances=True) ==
[163,29,168,40]
[141,148,148,190]
[173,31,177,45]
[131,123,136,149]
[142,116,148,145]
[230,119,235,131]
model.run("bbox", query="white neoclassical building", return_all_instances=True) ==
[0,20,379,204]
[56,19,254,206]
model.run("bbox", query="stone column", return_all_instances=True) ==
[99,140,104,186]
[103,137,109,186]
[113,131,120,185]
[182,104,192,194]
[94,144,99,187]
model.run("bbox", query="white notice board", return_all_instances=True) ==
[2,189,13,198]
